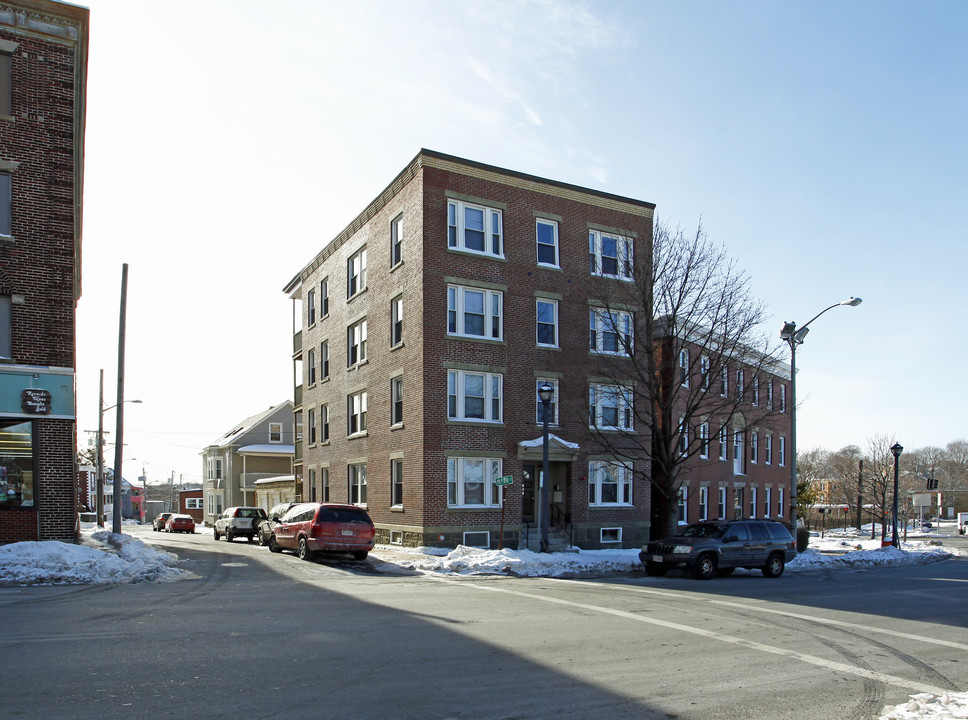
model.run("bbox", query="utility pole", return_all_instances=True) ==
[856,459,863,531]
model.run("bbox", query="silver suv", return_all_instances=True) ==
[213,506,267,542]
[640,519,796,579]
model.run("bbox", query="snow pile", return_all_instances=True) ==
[0,530,190,586]
[393,545,640,577]
[377,536,960,578]
[879,691,968,719]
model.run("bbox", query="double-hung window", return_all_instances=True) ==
[719,425,728,461]
[307,347,316,386]
[535,378,558,425]
[348,390,367,435]
[588,460,632,506]
[320,278,329,317]
[391,214,403,267]
[320,341,329,380]
[780,384,787,412]
[767,380,774,409]
[750,487,758,518]
[536,299,558,347]
[307,408,317,445]
[764,487,772,517]
[391,376,403,426]
[447,457,503,508]
[0,172,10,238]
[448,199,503,257]
[307,288,316,326]
[589,384,633,431]
[700,356,710,391]
[750,432,758,464]
[699,421,710,459]
[679,349,689,386]
[447,285,502,340]
[765,433,773,465]
[699,487,709,520]
[589,308,632,354]
[269,423,282,443]
[779,436,786,467]
[347,319,367,366]
[0,51,11,118]
[536,219,559,267]
[347,247,367,298]
[448,369,502,423]
[349,463,367,505]
[752,376,760,406]
[391,296,403,347]
[320,404,329,442]
[588,229,633,279]
[736,369,745,401]
[678,416,688,456]
[678,486,688,523]
[720,365,729,397]
[391,459,403,506]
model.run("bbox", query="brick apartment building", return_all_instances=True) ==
[654,327,793,532]
[284,149,655,550]
[0,0,88,543]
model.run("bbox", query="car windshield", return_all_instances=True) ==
[317,508,372,525]
[679,523,727,538]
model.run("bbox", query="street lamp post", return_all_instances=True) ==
[537,383,554,553]
[891,442,903,548]
[780,297,862,537]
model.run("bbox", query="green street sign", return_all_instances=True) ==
[495,475,514,486]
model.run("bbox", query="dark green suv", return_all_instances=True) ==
[640,519,796,579]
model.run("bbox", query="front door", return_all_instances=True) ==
[522,465,536,524]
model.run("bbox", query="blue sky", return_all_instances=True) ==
[75,0,968,483]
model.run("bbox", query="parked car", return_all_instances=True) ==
[165,514,196,533]
[213,506,267,542]
[257,502,299,546]
[640,518,796,579]
[152,512,172,531]
[268,502,375,561]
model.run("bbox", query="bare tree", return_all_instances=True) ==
[796,446,832,517]
[586,220,785,539]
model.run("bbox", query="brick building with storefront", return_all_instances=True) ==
[0,0,88,543]
[284,149,655,550]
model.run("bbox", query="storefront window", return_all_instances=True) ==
[0,420,34,507]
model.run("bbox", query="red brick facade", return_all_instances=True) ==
[286,150,656,549]
[0,1,88,544]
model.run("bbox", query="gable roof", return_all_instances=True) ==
[206,400,293,449]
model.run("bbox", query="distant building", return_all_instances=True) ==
[201,401,294,525]
[0,0,89,543]
[284,149,655,550]
[179,489,203,523]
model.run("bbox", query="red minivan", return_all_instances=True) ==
[268,502,375,561]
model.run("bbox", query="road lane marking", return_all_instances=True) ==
[458,581,951,696]
[706,599,968,652]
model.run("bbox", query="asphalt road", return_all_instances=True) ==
[1,527,966,720]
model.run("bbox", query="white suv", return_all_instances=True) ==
[213,506,266,542]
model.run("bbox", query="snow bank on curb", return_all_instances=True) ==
[789,544,954,571]
[0,530,191,586]
[384,545,642,577]
[879,691,968,719]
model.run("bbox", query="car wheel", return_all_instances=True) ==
[226,529,234,542]
[268,534,281,553]
[644,563,667,577]
[247,534,255,543]
[213,529,220,540]
[297,538,313,561]
[352,551,368,561]
[258,529,268,546]
[692,553,717,580]
[762,553,785,578]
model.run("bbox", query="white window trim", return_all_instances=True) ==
[391,376,404,427]
[589,383,633,431]
[765,433,773,465]
[447,457,503,508]
[347,247,367,299]
[589,229,633,280]
[349,463,367,506]
[269,422,282,443]
[391,296,403,347]
[348,390,367,436]
[448,284,503,340]
[679,349,689,387]
[699,421,710,459]
[391,214,403,267]
[448,369,503,423]
[536,218,559,268]
[347,319,367,367]
[589,308,632,355]
[719,425,728,461]
[699,486,709,521]
[536,298,558,348]
[448,199,504,258]
[764,487,772,517]
[588,460,633,507]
